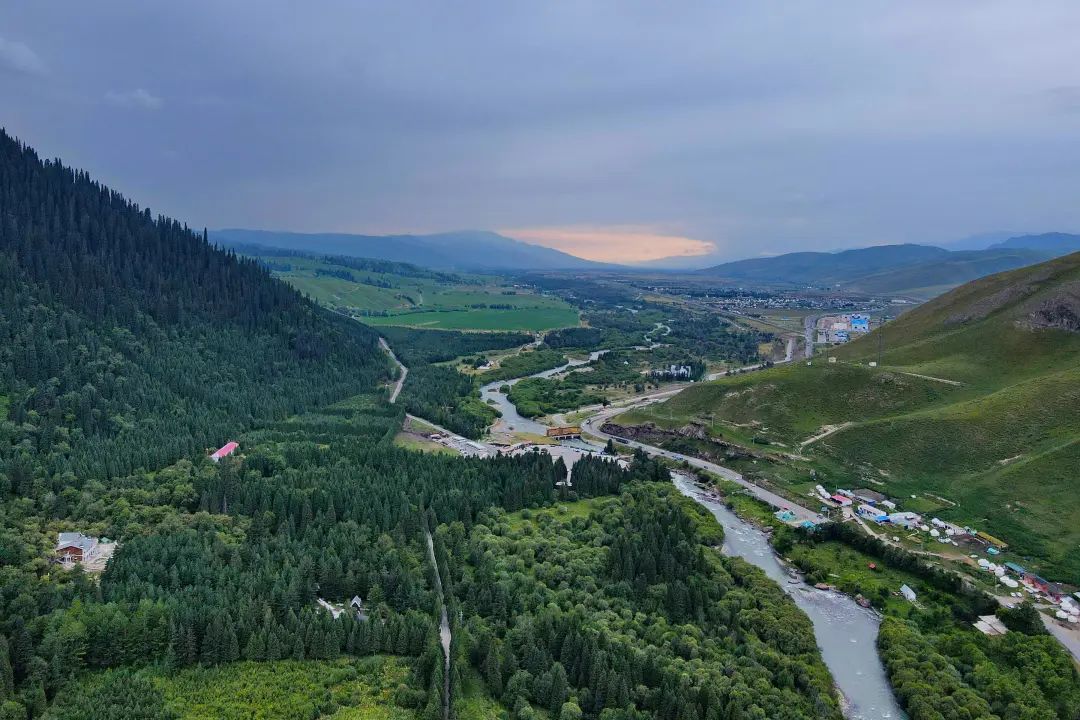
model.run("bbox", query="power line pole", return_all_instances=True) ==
[877,317,885,366]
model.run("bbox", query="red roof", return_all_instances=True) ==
[831,494,851,504]
[211,441,239,459]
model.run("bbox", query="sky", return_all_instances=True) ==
[3,3,1080,264]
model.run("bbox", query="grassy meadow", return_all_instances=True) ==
[49,657,421,720]
[261,254,580,331]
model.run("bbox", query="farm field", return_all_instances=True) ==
[254,254,580,331]
[362,307,579,331]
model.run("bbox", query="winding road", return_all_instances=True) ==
[379,337,408,404]
[580,402,826,525]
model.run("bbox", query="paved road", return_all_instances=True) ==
[1041,615,1080,665]
[379,338,408,404]
[704,338,794,381]
[580,404,826,525]
[804,315,817,359]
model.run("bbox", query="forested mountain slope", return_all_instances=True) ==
[0,129,388,482]
[213,228,612,271]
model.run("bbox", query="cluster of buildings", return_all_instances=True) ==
[815,313,871,344]
[649,364,695,381]
[817,485,897,512]
[979,560,1074,606]
[425,431,491,458]
[815,485,1009,551]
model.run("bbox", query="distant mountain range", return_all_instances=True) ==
[991,232,1080,253]
[697,233,1080,297]
[211,228,613,272]
[214,226,1080,297]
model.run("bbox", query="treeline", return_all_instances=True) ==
[665,314,766,364]
[506,351,654,417]
[399,364,496,439]
[314,267,356,282]
[379,327,531,366]
[229,241,458,282]
[542,327,604,349]
[878,617,1079,720]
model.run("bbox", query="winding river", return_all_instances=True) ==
[672,474,905,720]
[480,350,608,434]
[477,343,905,719]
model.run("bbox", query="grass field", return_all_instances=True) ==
[618,253,1080,582]
[362,307,579,331]
[392,432,458,456]
[257,254,580,331]
[505,497,608,531]
[456,670,513,720]
[50,657,419,720]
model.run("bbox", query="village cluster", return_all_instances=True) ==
[809,484,1080,619]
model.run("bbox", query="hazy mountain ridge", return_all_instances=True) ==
[991,231,1080,253]
[697,241,1071,297]
[212,228,615,272]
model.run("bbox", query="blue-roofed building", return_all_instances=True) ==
[1004,562,1026,576]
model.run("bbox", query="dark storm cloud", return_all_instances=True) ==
[2,2,1080,261]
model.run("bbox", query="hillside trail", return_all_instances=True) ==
[800,422,854,448]
[894,370,963,386]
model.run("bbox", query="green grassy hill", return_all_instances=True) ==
[622,252,1080,580]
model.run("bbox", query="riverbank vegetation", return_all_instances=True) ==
[781,523,1080,720]
[477,348,568,384]
[506,351,644,417]
[689,471,1080,720]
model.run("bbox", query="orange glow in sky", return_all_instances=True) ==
[502,225,715,263]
